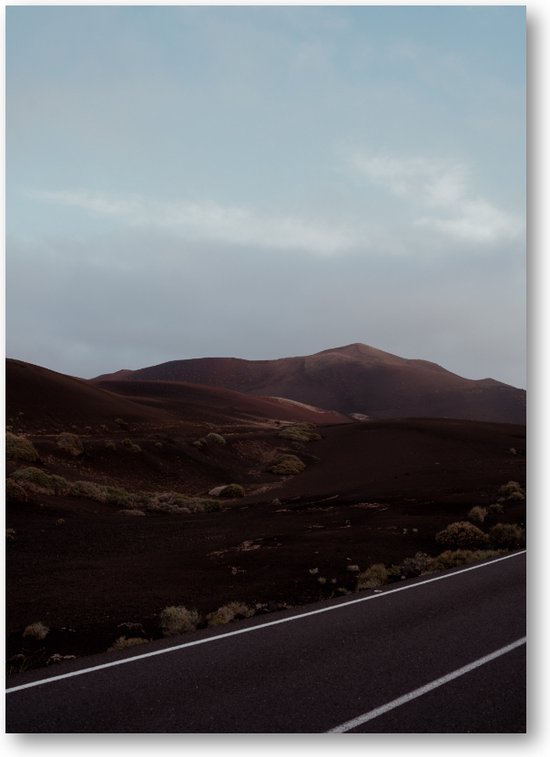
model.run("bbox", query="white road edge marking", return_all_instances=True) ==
[327,636,527,733]
[6,549,526,694]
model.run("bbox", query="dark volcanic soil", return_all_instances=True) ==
[6,417,526,673]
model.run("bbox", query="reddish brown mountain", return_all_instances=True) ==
[6,359,172,431]
[6,359,348,432]
[93,343,525,424]
[93,379,349,426]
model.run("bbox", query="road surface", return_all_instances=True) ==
[6,551,526,733]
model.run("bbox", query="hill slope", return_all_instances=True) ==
[93,343,526,424]
[6,359,348,432]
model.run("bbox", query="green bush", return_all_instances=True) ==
[70,480,109,502]
[56,432,84,457]
[278,425,321,443]
[435,521,489,550]
[204,432,226,446]
[357,563,388,590]
[10,467,70,496]
[270,454,306,475]
[489,523,526,549]
[160,606,200,636]
[183,497,220,513]
[104,486,133,507]
[148,492,221,514]
[6,432,39,462]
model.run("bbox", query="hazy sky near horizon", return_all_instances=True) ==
[6,4,526,387]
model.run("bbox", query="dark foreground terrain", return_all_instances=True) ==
[6,358,526,674]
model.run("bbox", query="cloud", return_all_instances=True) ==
[415,197,522,244]
[346,149,524,245]
[30,190,357,255]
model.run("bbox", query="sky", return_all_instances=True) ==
[5,3,526,387]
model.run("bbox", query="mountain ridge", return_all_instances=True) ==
[91,343,525,424]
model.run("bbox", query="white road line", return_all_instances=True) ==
[327,636,527,733]
[6,549,526,694]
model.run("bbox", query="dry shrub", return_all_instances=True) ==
[270,454,306,475]
[6,432,39,462]
[498,481,525,502]
[23,621,49,641]
[108,636,149,652]
[429,549,503,571]
[6,528,17,542]
[468,506,489,524]
[400,552,433,577]
[160,605,200,636]
[489,523,526,549]
[357,563,388,590]
[206,602,254,626]
[57,432,84,456]
[120,508,146,516]
[435,521,489,550]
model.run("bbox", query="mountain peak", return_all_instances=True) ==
[90,343,525,424]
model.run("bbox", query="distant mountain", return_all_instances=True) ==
[6,359,349,432]
[93,343,526,425]
[6,359,171,431]
[93,379,349,426]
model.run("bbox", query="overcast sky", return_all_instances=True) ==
[6,4,526,387]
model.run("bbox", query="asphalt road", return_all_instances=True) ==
[6,551,526,733]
